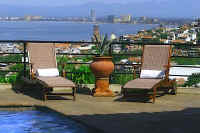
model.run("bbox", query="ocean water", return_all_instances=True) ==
[0,21,158,41]
[0,110,88,133]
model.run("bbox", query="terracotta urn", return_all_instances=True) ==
[90,56,115,97]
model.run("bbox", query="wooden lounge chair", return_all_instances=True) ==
[27,43,76,101]
[122,45,177,103]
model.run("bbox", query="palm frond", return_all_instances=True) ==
[94,34,100,49]
[93,33,112,56]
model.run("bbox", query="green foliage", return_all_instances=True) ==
[197,32,200,41]
[184,73,200,87]
[74,56,93,62]
[113,49,142,63]
[15,69,30,81]
[160,33,168,39]
[93,34,112,56]
[68,65,95,84]
[0,71,8,77]
[57,55,137,85]
[57,55,93,64]
[0,75,17,84]
[146,30,153,34]
[172,57,200,65]
[56,55,68,64]
[0,64,29,84]
[0,54,25,83]
[57,56,95,84]
[111,73,134,85]
[131,49,143,56]
[0,54,22,62]
[63,64,95,84]
[9,64,24,71]
[155,29,163,33]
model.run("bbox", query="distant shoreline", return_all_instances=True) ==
[0,20,159,25]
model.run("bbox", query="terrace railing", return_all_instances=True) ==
[0,40,200,85]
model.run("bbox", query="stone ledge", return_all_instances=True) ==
[83,84,200,95]
[177,87,200,95]
[0,84,12,90]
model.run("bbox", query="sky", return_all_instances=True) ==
[0,0,133,4]
[0,0,198,18]
[0,0,169,6]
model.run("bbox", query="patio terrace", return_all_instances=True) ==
[1,86,200,133]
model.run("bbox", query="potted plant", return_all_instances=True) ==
[90,34,115,97]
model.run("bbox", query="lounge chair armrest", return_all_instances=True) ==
[163,64,170,69]
[31,72,36,79]
[29,63,34,70]
[28,63,36,79]
[61,63,66,77]
[163,64,170,80]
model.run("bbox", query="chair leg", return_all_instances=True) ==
[44,93,47,101]
[173,85,177,95]
[73,87,76,101]
[152,87,157,104]
[121,87,124,96]
[170,80,177,95]
[122,87,127,97]
[173,80,177,95]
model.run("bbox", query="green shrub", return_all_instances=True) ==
[0,75,17,84]
[184,73,200,87]
[57,56,95,84]
[9,64,24,71]
[111,73,134,85]
[0,71,9,77]
[0,54,22,62]
[57,55,137,85]
[172,57,200,65]
[0,77,7,83]
[65,65,95,84]
[113,49,142,62]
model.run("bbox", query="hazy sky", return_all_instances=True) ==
[0,0,167,6]
[0,0,198,18]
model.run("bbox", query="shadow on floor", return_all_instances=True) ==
[76,85,93,96]
[115,88,172,103]
[115,93,166,103]
[68,107,200,133]
[32,105,200,133]
[11,79,72,101]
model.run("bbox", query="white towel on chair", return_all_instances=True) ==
[140,70,165,79]
[36,68,59,77]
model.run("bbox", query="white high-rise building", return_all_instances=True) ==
[90,9,96,22]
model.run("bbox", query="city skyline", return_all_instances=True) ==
[0,0,199,18]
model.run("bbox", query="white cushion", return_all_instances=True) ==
[140,70,165,79]
[36,68,59,77]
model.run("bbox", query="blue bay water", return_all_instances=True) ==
[0,21,158,41]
